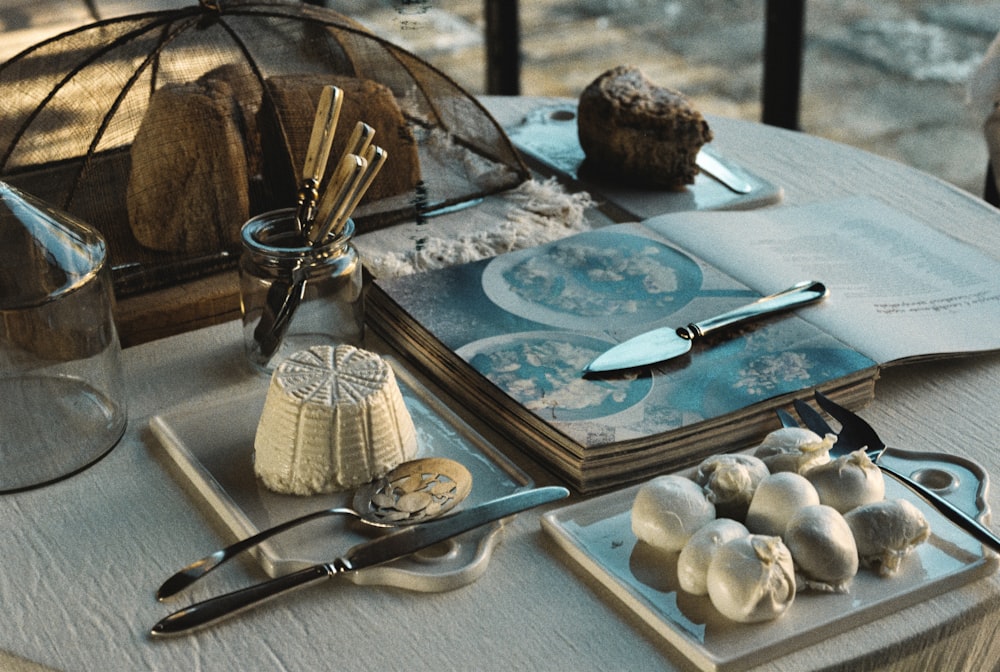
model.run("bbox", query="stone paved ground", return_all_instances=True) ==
[338,1,1000,198]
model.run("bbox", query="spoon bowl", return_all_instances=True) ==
[156,457,472,601]
[353,456,473,525]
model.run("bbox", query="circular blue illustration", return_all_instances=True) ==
[481,229,703,331]
[456,331,652,423]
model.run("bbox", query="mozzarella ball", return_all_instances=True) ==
[695,453,770,521]
[677,518,750,595]
[753,426,835,474]
[631,475,716,553]
[707,535,796,623]
[745,472,820,536]
[784,504,858,593]
[806,450,885,513]
[845,499,930,576]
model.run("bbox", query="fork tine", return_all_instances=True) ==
[792,398,838,437]
[814,391,886,453]
[775,407,799,428]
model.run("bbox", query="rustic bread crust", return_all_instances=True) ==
[127,78,251,254]
[577,65,712,188]
[258,74,421,210]
[126,71,422,255]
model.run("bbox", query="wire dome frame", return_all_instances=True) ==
[0,0,529,295]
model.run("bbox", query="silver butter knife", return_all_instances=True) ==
[585,281,828,373]
[150,486,569,636]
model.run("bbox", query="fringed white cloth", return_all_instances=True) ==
[362,177,596,279]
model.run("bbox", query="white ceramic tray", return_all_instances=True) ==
[541,459,997,672]
[507,103,783,218]
[151,360,531,592]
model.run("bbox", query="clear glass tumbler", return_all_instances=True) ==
[240,208,364,372]
[0,182,126,492]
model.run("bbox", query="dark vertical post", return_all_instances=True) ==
[485,0,521,95]
[986,163,999,206]
[762,0,805,130]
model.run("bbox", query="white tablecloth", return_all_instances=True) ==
[3,98,1000,672]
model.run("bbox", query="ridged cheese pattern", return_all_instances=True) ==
[254,345,418,495]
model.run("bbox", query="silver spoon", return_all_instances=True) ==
[156,457,472,601]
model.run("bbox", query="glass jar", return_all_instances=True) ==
[0,182,127,492]
[240,208,364,372]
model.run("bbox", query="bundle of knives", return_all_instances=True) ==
[252,85,388,360]
[295,84,388,244]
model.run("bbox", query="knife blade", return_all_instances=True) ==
[696,149,754,194]
[585,280,828,373]
[149,486,569,636]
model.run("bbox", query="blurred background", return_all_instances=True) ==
[3,0,998,197]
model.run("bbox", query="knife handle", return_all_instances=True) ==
[150,563,337,636]
[681,280,827,339]
[877,462,1000,554]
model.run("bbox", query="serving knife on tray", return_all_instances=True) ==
[150,486,569,636]
[585,280,828,373]
[695,150,753,194]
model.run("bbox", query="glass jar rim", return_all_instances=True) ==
[241,208,354,258]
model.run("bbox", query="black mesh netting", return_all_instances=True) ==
[0,0,529,295]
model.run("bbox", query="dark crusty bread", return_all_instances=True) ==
[258,74,420,210]
[126,72,420,255]
[577,65,712,188]
[127,78,251,254]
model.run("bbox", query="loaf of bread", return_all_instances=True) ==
[577,65,712,188]
[258,74,420,209]
[126,70,421,254]
[126,77,252,255]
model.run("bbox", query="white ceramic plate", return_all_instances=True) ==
[541,461,997,671]
[151,360,531,592]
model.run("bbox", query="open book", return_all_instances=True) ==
[368,196,1000,492]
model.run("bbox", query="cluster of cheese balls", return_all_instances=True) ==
[631,427,931,623]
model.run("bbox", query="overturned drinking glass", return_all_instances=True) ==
[0,182,127,492]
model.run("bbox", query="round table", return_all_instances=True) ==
[2,97,998,672]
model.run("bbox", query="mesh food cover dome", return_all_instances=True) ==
[0,0,529,295]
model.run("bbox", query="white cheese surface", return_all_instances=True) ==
[254,344,418,495]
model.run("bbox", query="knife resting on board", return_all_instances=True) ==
[150,486,569,636]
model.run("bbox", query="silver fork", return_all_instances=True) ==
[782,392,1000,554]
[788,396,886,461]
